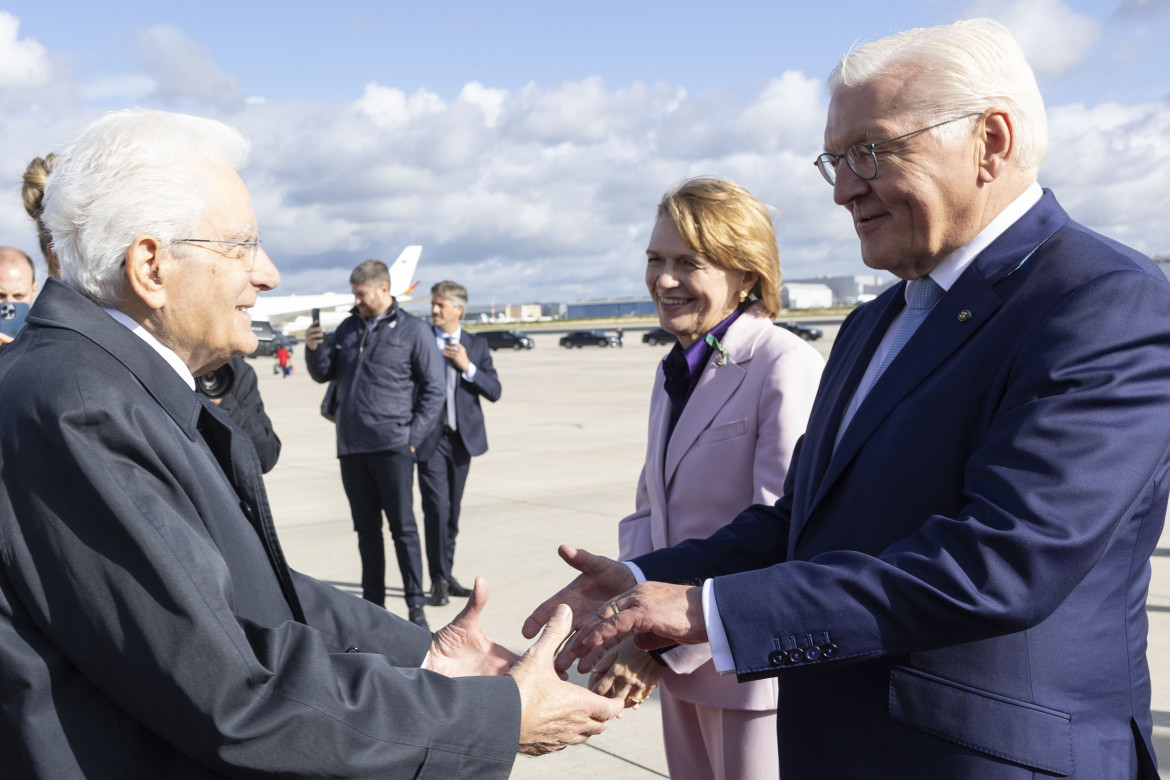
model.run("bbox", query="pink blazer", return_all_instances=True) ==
[618,309,823,710]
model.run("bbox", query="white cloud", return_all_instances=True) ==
[355,83,446,128]
[0,12,49,88]
[966,0,1101,78]
[136,25,245,110]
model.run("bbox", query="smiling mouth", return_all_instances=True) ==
[657,295,693,307]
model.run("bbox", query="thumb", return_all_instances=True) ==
[450,576,488,630]
[559,544,601,575]
[527,603,573,660]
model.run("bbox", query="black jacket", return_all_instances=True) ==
[0,280,520,778]
[306,302,444,457]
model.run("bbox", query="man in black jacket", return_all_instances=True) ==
[0,108,622,778]
[305,259,443,628]
[204,354,282,473]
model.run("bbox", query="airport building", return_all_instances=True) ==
[785,273,897,306]
[563,297,658,319]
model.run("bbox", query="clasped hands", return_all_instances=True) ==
[422,547,706,755]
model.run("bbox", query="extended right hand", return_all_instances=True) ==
[305,323,324,351]
[508,604,625,756]
[521,545,636,672]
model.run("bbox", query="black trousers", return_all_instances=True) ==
[417,430,472,584]
[339,450,424,608]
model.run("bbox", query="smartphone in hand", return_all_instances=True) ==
[0,301,30,337]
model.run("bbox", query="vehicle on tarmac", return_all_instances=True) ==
[560,330,621,349]
[480,329,535,351]
[775,320,823,341]
[642,327,676,346]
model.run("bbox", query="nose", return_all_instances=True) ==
[832,164,868,206]
[250,246,280,291]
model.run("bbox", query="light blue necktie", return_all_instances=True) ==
[444,335,458,429]
[867,276,943,393]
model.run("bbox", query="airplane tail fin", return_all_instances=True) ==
[389,245,423,298]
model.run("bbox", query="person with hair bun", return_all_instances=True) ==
[22,153,59,279]
[588,177,823,780]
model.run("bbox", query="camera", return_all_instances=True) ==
[196,361,236,399]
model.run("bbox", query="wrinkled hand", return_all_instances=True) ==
[425,577,519,677]
[509,604,626,756]
[0,332,12,346]
[305,323,325,351]
[522,546,635,673]
[570,581,707,666]
[589,636,664,710]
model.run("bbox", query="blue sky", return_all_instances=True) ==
[0,0,1167,305]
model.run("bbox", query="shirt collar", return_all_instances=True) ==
[103,307,197,390]
[434,325,461,341]
[920,182,1043,296]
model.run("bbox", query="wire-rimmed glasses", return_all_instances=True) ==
[175,238,262,271]
[814,113,982,185]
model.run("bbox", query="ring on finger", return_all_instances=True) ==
[610,601,621,615]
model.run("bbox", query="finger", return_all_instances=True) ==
[451,575,489,627]
[526,604,573,660]
[576,633,622,674]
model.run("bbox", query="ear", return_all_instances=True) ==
[123,235,169,312]
[977,111,1014,184]
[741,269,760,296]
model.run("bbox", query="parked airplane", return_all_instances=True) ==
[251,245,422,334]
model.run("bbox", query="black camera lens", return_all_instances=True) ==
[196,363,236,399]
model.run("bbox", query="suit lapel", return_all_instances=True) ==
[798,190,1069,531]
[646,374,672,551]
[662,317,757,491]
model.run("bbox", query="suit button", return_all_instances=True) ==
[821,643,838,658]
[345,646,360,653]
[768,650,785,666]
[805,646,822,661]
[786,649,804,663]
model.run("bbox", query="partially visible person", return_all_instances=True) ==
[305,259,444,628]
[22,153,59,279]
[588,177,822,780]
[0,247,37,351]
[417,281,502,607]
[0,108,622,778]
[201,354,283,473]
[277,342,291,377]
[527,19,1170,780]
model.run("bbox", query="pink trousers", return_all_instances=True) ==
[659,687,779,780]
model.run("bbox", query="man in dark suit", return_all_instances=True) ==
[0,108,622,778]
[527,19,1170,779]
[418,281,502,607]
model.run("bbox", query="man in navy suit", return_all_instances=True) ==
[418,281,502,607]
[527,18,1170,779]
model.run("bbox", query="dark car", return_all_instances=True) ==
[249,320,280,357]
[479,329,535,351]
[642,327,676,346]
[559,330,620,349]
[775,320,823,341]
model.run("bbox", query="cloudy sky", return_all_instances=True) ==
[0,0,1167,308]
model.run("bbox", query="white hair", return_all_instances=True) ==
[43,109,250,307]
[828,18,1048,172]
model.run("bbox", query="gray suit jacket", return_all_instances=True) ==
[0,279,519,778]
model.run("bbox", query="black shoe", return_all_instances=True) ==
[408,605,430,630]
[447,577,473,598]
[429,580,450,607]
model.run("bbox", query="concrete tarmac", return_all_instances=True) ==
[252,324,1170,778]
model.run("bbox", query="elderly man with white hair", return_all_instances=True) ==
[0,109,622,779]
[530,19,1170,780]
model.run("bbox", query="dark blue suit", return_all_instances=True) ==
[417,330,501,584]
[635,192,1170,779]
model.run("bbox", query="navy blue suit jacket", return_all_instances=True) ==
[636,191,1170,779]
[416,330,501,461]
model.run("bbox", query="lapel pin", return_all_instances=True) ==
[705,333,729,366]
[957,309,973,323]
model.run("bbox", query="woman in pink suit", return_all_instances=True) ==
[590,177,823,780]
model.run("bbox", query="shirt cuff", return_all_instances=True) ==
[463,363,477,382]
[703,579,736,675]
[623,560,646,583]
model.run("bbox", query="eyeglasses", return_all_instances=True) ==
[814,113,982,186]
[175,238,262,271]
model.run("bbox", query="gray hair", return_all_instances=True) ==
[431,280,468,309]
[828,18,1048,172]
[350,259,391,288]
[43,109,250,307]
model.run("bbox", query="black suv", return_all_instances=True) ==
[479,329,535,351]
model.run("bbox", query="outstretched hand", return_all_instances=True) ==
[425,577,519,677]
[569,581,707,669]
[589,635,664,710]
[508,604,625,756]
[521,545,635,672]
